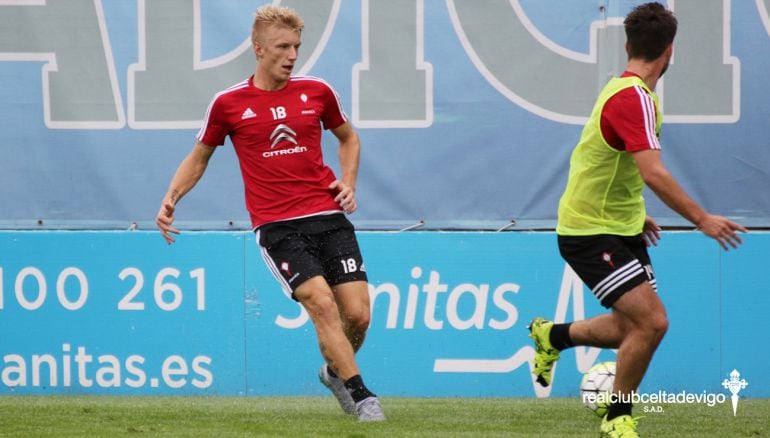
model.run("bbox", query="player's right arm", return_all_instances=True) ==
[633,149,746,250]
[156,142,216,244]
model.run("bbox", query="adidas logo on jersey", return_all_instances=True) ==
[241,108,256,120]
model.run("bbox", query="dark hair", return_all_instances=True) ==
[624,2,677,61]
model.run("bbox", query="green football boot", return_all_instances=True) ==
[527,317,560,387]
[600,414,640,437]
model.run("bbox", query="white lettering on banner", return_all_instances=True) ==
[434,263,605,398]
[371,267,520,330]
[274,266,520,330]
[0,1,751,127]
[3,266,90,311]
[0,265,206,312]
[275,303,310,329]
[1,343,213,389]
[760,0,770,38]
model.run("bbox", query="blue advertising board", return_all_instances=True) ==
[2,230,767,400]
[0,232,246,394]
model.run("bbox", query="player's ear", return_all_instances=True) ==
[253,39,263,59]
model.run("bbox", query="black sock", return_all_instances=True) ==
[344,375,376,403]
[606,401,632,420]
[326,365,338,379]
[549,322,574,351]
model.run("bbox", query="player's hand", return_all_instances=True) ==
[696,214,747,250]
[329,180,357,214]
[642,216,661,247]
[156,201,180,244]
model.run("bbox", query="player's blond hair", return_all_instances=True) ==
[251,5,304,45]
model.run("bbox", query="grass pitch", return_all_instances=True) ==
[0,396,766,437]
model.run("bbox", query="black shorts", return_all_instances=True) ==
[557,234,656,308]
[256,214,368,300]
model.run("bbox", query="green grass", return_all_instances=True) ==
[0,396,766,437]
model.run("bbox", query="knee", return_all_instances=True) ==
[656,314,669,337]
[301,290,339,321]
[647,314,668,344]
[347,308,371,333]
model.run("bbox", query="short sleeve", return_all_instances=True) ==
[318,82,347,131]
[601,86,661,152]
[196,95,230,147]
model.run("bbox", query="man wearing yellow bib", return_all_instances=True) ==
[527,3,746,437]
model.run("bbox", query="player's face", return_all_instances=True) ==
[254,24,301,89]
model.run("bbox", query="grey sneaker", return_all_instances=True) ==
[318,365,356,415]
[355,396,386,422]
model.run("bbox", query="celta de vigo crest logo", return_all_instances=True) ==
[722,369,748,416]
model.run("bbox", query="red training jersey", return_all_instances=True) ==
[600,71,662,152]
[197,75,348,228]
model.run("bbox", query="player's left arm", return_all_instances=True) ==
[329,121,361,214]
[633,150,746,249]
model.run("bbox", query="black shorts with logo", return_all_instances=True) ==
[557,234,656,308]
[256,213,367,299]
